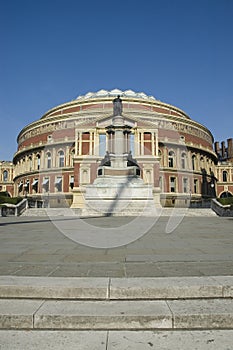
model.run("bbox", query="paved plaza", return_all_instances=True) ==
[0,212,232,277]
[0,212,233,349]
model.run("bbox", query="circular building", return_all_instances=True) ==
[13,88,218,208]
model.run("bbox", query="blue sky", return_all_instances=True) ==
[0,0,233,160]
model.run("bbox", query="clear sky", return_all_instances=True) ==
[0,0,233,160]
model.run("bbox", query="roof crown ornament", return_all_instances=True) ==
[76,89,156,101]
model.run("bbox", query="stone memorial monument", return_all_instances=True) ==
[81,96,160,216]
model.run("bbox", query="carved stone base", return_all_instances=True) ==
[81,176,161,217]
[70,187,86,209]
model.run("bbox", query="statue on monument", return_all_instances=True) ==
[113,95,123,116]
[100,151,111,166]
[127,151,139,168]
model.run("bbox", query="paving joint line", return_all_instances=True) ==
[165,300,175,329]
[105,330,109,350]
[33,300,46,330]
[107,278,111,300]
[47,266,60,277]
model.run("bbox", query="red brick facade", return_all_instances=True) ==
[9,89,228,207]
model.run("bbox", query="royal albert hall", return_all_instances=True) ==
[13,89,218,208]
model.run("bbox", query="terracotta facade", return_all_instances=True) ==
[1,89,231,207]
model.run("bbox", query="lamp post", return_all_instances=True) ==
[47,191,50,208]
[189,188,192,207]
[210,182,215,198]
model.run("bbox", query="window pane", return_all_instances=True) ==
[223,171,228,182]
[99,134,106,156]
[3,170,8,182]
[170,177,176,192]
[130,134,135,155]
[59,151,64,167]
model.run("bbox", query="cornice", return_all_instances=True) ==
[17,109,213,149]
[40,95,190,120]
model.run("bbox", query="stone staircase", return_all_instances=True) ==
[0,275,232,331]
[20,207,217,217]
[0,276,233,349]
[21,208,82,216]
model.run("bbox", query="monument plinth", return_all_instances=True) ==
[81,96,161,216]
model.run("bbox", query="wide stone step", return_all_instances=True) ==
[0,276,232,300]
[21,208,79,217]
[20,207,216,217]
[2,330,233,350]
[1,298,233,330]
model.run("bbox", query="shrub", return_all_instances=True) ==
[217,197,233,206]
[0,191,10,197]
[0,196,23,205]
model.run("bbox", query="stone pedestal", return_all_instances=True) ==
[70,187,85,209]
[82,175,161,217]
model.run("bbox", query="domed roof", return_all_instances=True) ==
[76,89,157,101]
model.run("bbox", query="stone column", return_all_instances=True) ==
[52,148,56,168]
[75,128,78,155]
[106,132,109,153]
[141,132,144,155]
[152,132,155,155]
[110,131,115,153]
[41,150,45,170]
[66,146,69,166]
[112,115,125,155]
[127,131,131,153]
[78,131,82,156]
[155,130,159,157]
[89,132,93,155]
[114,129,124,155]
[135,130,140,157]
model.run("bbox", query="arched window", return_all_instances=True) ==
[46,152,52,168]
[194,179,198,193]
[70,149,75,166]
[223,171,228,182]
[220,191,232,198]
[183,178,188,193]
[168,151,175,168]
[3,170,8,182]
[200,156,204,169]
[192,155,196,171]
[181,153,186,169]
[58,150,64,167]
[37,155,41,170]
[29,156,32,171]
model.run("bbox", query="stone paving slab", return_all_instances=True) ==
[1,276,233,300]
[34,300,172,330]
[213,276,233,297]
[0,299,44,329]
[1,330,233,350]
[2,298,233,330]
[0,276,109,299]
[169,299,233,329]
[0,330,107,350]
[108,330,233,349]
[0,216,233,278]
[110,276,224,299]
